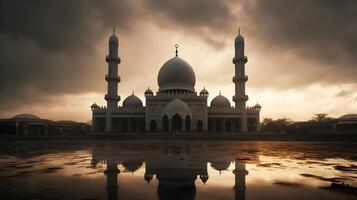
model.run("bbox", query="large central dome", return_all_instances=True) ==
[157,56,196,92]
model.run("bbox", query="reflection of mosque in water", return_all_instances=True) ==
[91,143,257,200]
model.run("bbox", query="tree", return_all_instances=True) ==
[261,118,273,132]
[311,113,333,122]
[261,118,295,133]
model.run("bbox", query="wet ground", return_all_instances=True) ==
[0,140,356,200]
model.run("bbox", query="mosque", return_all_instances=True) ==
[91,28,261,133]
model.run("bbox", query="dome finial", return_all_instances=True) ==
[219,90,221,95]
[175,44,179,57]
[113,27,115,34]
[238,26,240,35]
[132,90,135,95]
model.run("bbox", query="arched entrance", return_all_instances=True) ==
[197,120,203,132]
[172,114,182,132]
[185,115,191,132]
[161,98,192,133]
[150,120,157,132]
[162,115,169,132]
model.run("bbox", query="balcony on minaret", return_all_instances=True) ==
[105,55,121,63]
[232,75,248,83]
[233,56,248,64]
[105,75,120,82]
[105,94,120,101]
[233,167,248,176]
[233,95,249,102]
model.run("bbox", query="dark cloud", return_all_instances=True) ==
[0,0,356,119]
[241,0,357,86]
[0,0,238,116]
[243,0,357,61]
[145,0,232,27]
[0,0,136,53]
[143,0,238,48]
[0,0,139,114]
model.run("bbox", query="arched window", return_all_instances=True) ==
[162,115,169,132]
[172,114,182,132]
[185,115,191,132]
[150,120,157,132]
[197,120,203,132]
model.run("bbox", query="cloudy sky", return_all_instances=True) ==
[1,0,356,122]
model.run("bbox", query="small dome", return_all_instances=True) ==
[144,173,153,183]
[12,114,41,120]
[144,87,153,95]
[91,102,99,108]
[109,28,118,44]
[339,114,357,120]
[210,93,230,108]
[157,56,196,92]
[123,94,143,108]
[162,98,192,118]
[200,87,209,95]
[235,28,244,44]
[254,103,261,109]
[199,174,209,184]
[210,161,231,172]
[235,34,244,44]
[122,162,143,172]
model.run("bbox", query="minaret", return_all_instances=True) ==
[233,27,248,132]
[105,161,120,200]
[105,28,121,132]
[233,160,248,200]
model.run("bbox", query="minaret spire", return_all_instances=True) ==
[238,26,240,35]
[113,27,115,34]
[175,44,179,57]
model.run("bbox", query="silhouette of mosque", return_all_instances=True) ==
[91,143,256,200]
[91,27,261,133]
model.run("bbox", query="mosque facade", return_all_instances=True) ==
[91,28,261,133]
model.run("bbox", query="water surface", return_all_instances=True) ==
[0,141,356,200]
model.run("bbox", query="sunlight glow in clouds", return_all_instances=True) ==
[1,0,356,122]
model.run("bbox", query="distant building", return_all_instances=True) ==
[91,28,261,133]
[0,114,89,136]
[295,114,357,134]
